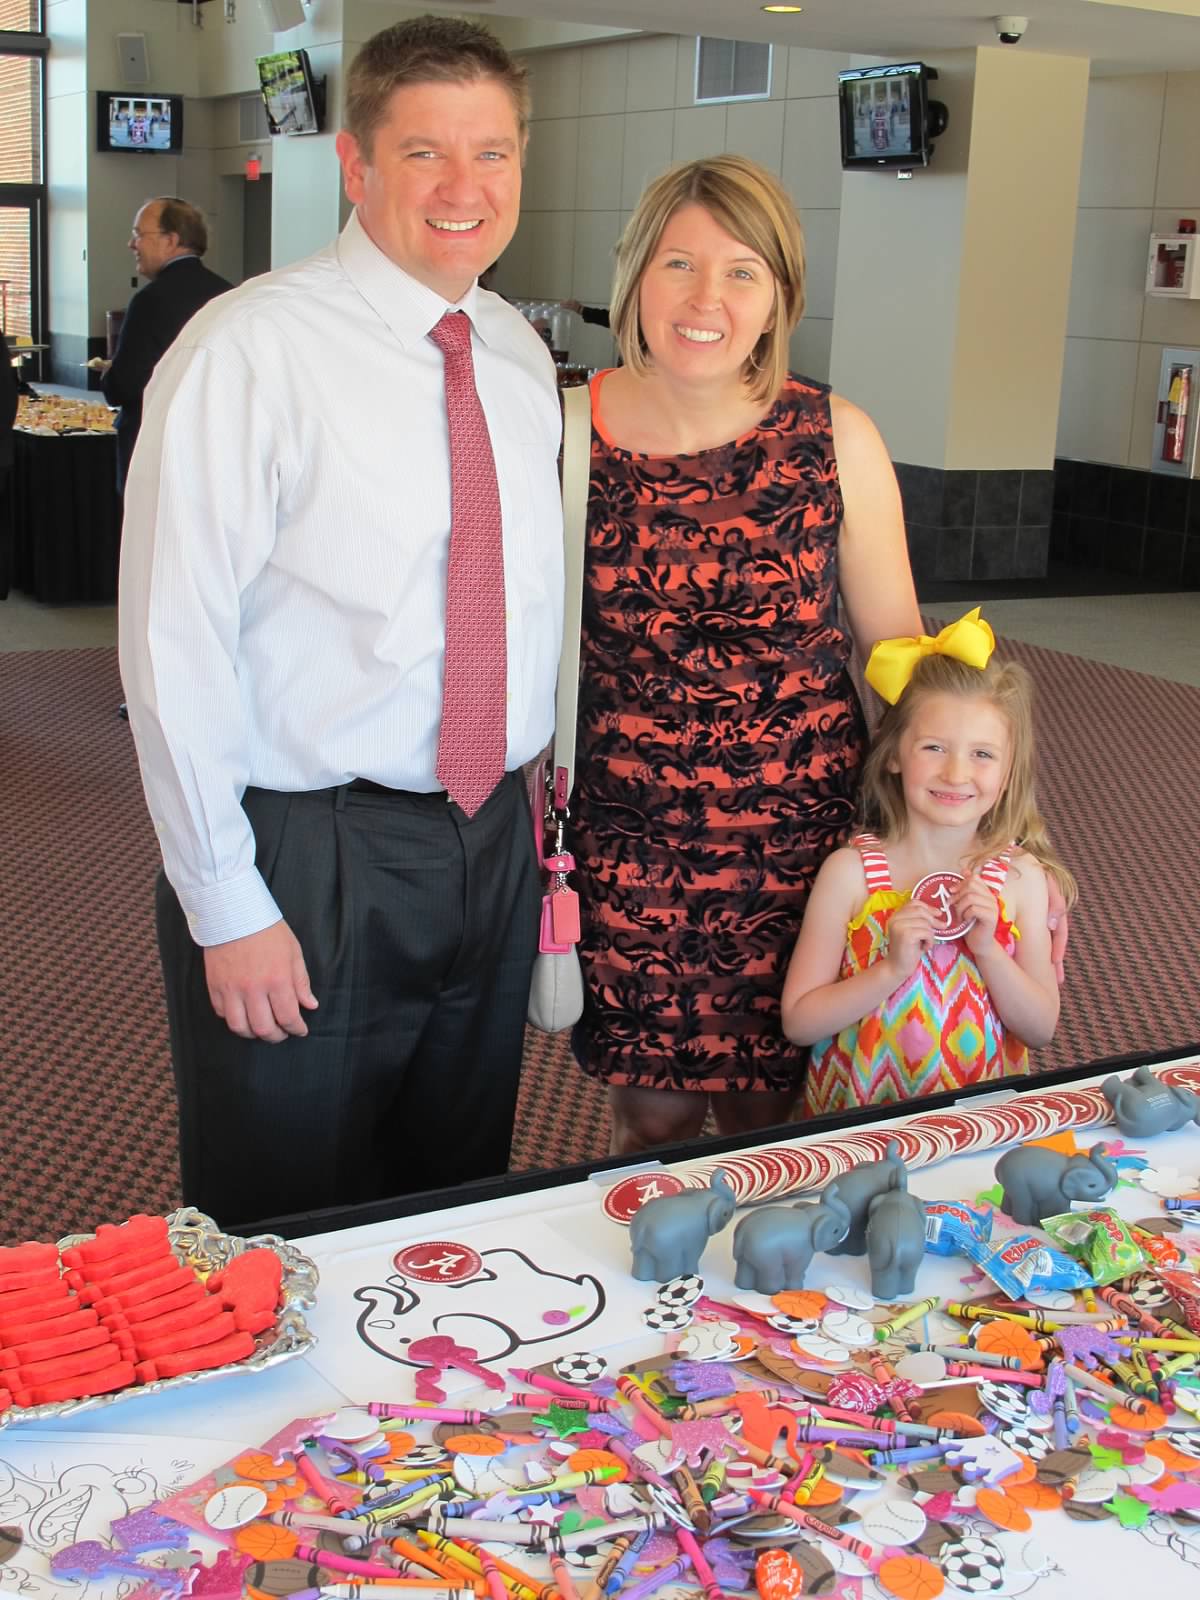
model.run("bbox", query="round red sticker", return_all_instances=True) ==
[602,1172,686,1225]
[911,870,974,942]
[393,1241,484,1283]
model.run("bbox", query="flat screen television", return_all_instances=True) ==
[256,48,324,136]
[97,91,183,154]
[837,63,947,170]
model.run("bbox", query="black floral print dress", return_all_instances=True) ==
[571,371,868,1092]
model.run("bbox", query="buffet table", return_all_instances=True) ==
[8,394,121,604]
[7,1043,1200,1600]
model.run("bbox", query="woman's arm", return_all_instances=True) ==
[830,394,921,663]
[960,858,1060,1047]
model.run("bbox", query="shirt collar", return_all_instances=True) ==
[336,208,491,350]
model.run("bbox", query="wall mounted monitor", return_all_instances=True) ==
[256,48,324,136]
[97,91,184,153]
[837,63,947,169]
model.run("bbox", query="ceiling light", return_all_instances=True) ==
[762,4,804,11]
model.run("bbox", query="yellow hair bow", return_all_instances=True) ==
[865,607,996,705]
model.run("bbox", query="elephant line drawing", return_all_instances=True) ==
[353,1247,608,1368]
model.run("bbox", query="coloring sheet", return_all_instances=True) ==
[0,1429,242,1600]
[302,1214,653,1401]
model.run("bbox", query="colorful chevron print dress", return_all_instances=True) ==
[803,834,1031,1114]
[571,371,867,1093]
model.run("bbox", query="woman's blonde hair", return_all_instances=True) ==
[859,653,1078,907]
[609,155,806,404]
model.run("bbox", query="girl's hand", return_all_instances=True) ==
[957,873,1001,958]
[884,900,939,981]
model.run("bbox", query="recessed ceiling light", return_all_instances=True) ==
[762,4,804,11]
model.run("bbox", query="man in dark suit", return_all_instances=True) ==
[102,197,232,492]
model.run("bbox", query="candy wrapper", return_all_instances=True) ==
[1040,1207,1147,1287]
[924,1200,993,1257]
[1155,1266,1200,1334]
[964,1230,1092,1299]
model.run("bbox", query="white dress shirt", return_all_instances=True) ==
[119,210,564,948]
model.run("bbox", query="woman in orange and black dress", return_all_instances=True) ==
[571,156,922,1154]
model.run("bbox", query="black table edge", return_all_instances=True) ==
[228,1038,1200,1242]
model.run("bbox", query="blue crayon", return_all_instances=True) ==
[605,1526,653,1595]
[867,1443,947,1466]
[361,1472,449,1511]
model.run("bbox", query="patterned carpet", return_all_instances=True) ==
[1,637,1196,1247]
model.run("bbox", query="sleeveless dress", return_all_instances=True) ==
[802,834,1031,1115]
[571,371,868,1093]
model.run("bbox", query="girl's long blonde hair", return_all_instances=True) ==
[858,653,1078,907]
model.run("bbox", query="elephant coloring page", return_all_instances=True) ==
[302,1217,651,1400]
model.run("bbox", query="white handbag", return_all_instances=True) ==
[527,382,590,1034]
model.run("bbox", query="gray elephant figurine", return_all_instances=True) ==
[1102,1066,1200,1137]
[995,1142,1118,1227]
[827,1138,910,1256]
[865,1187,927,1301]
[628,1170,737,1282]
[731,1184,852,1293]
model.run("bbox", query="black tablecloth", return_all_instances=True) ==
[7,429,121,603]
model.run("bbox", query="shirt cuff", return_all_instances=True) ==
[176,868,284,948]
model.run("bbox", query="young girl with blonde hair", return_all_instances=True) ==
[782,608,1076,1113]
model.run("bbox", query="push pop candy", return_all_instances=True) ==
[923,1200,993,1257]
[1040,1207,1147,1286]
[963,1230,1093,1299]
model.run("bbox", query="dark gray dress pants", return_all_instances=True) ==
[156,772,540,1229]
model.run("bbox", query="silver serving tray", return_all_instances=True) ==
[0,1207,319,1429]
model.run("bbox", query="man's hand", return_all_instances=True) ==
[203,921,319,1043]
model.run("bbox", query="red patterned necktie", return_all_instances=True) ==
[428,310,507,817]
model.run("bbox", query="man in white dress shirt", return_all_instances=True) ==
[118,16,564,1227]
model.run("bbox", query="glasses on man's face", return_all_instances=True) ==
[130,229,166,242]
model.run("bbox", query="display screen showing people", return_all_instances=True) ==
[106,95,174,152]
[847,71,915,160]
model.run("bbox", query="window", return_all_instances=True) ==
[0,50,42,183]
[0,0,45,370]
[695,38,772,105]
[0,0,41,30]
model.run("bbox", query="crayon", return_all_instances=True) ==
[294,1542,405,1581]
[618,1557,688,1600]
[675,1526,725,1600]
[873,1297,938,1340]
[370,1404,494,1424]
[509,1367,606,1401]
[604,1526,655,1597]
[904,1343,1023,1369]
[746,1490,877,1563]
[416,1535,540,1600]
[550,1553,582,1600]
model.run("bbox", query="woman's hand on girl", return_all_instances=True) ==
[957,874,1001,959]
[883,899,939,981]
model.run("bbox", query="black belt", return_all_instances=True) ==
[347,778,450,802]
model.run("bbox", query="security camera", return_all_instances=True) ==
[994,15,1028,43]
